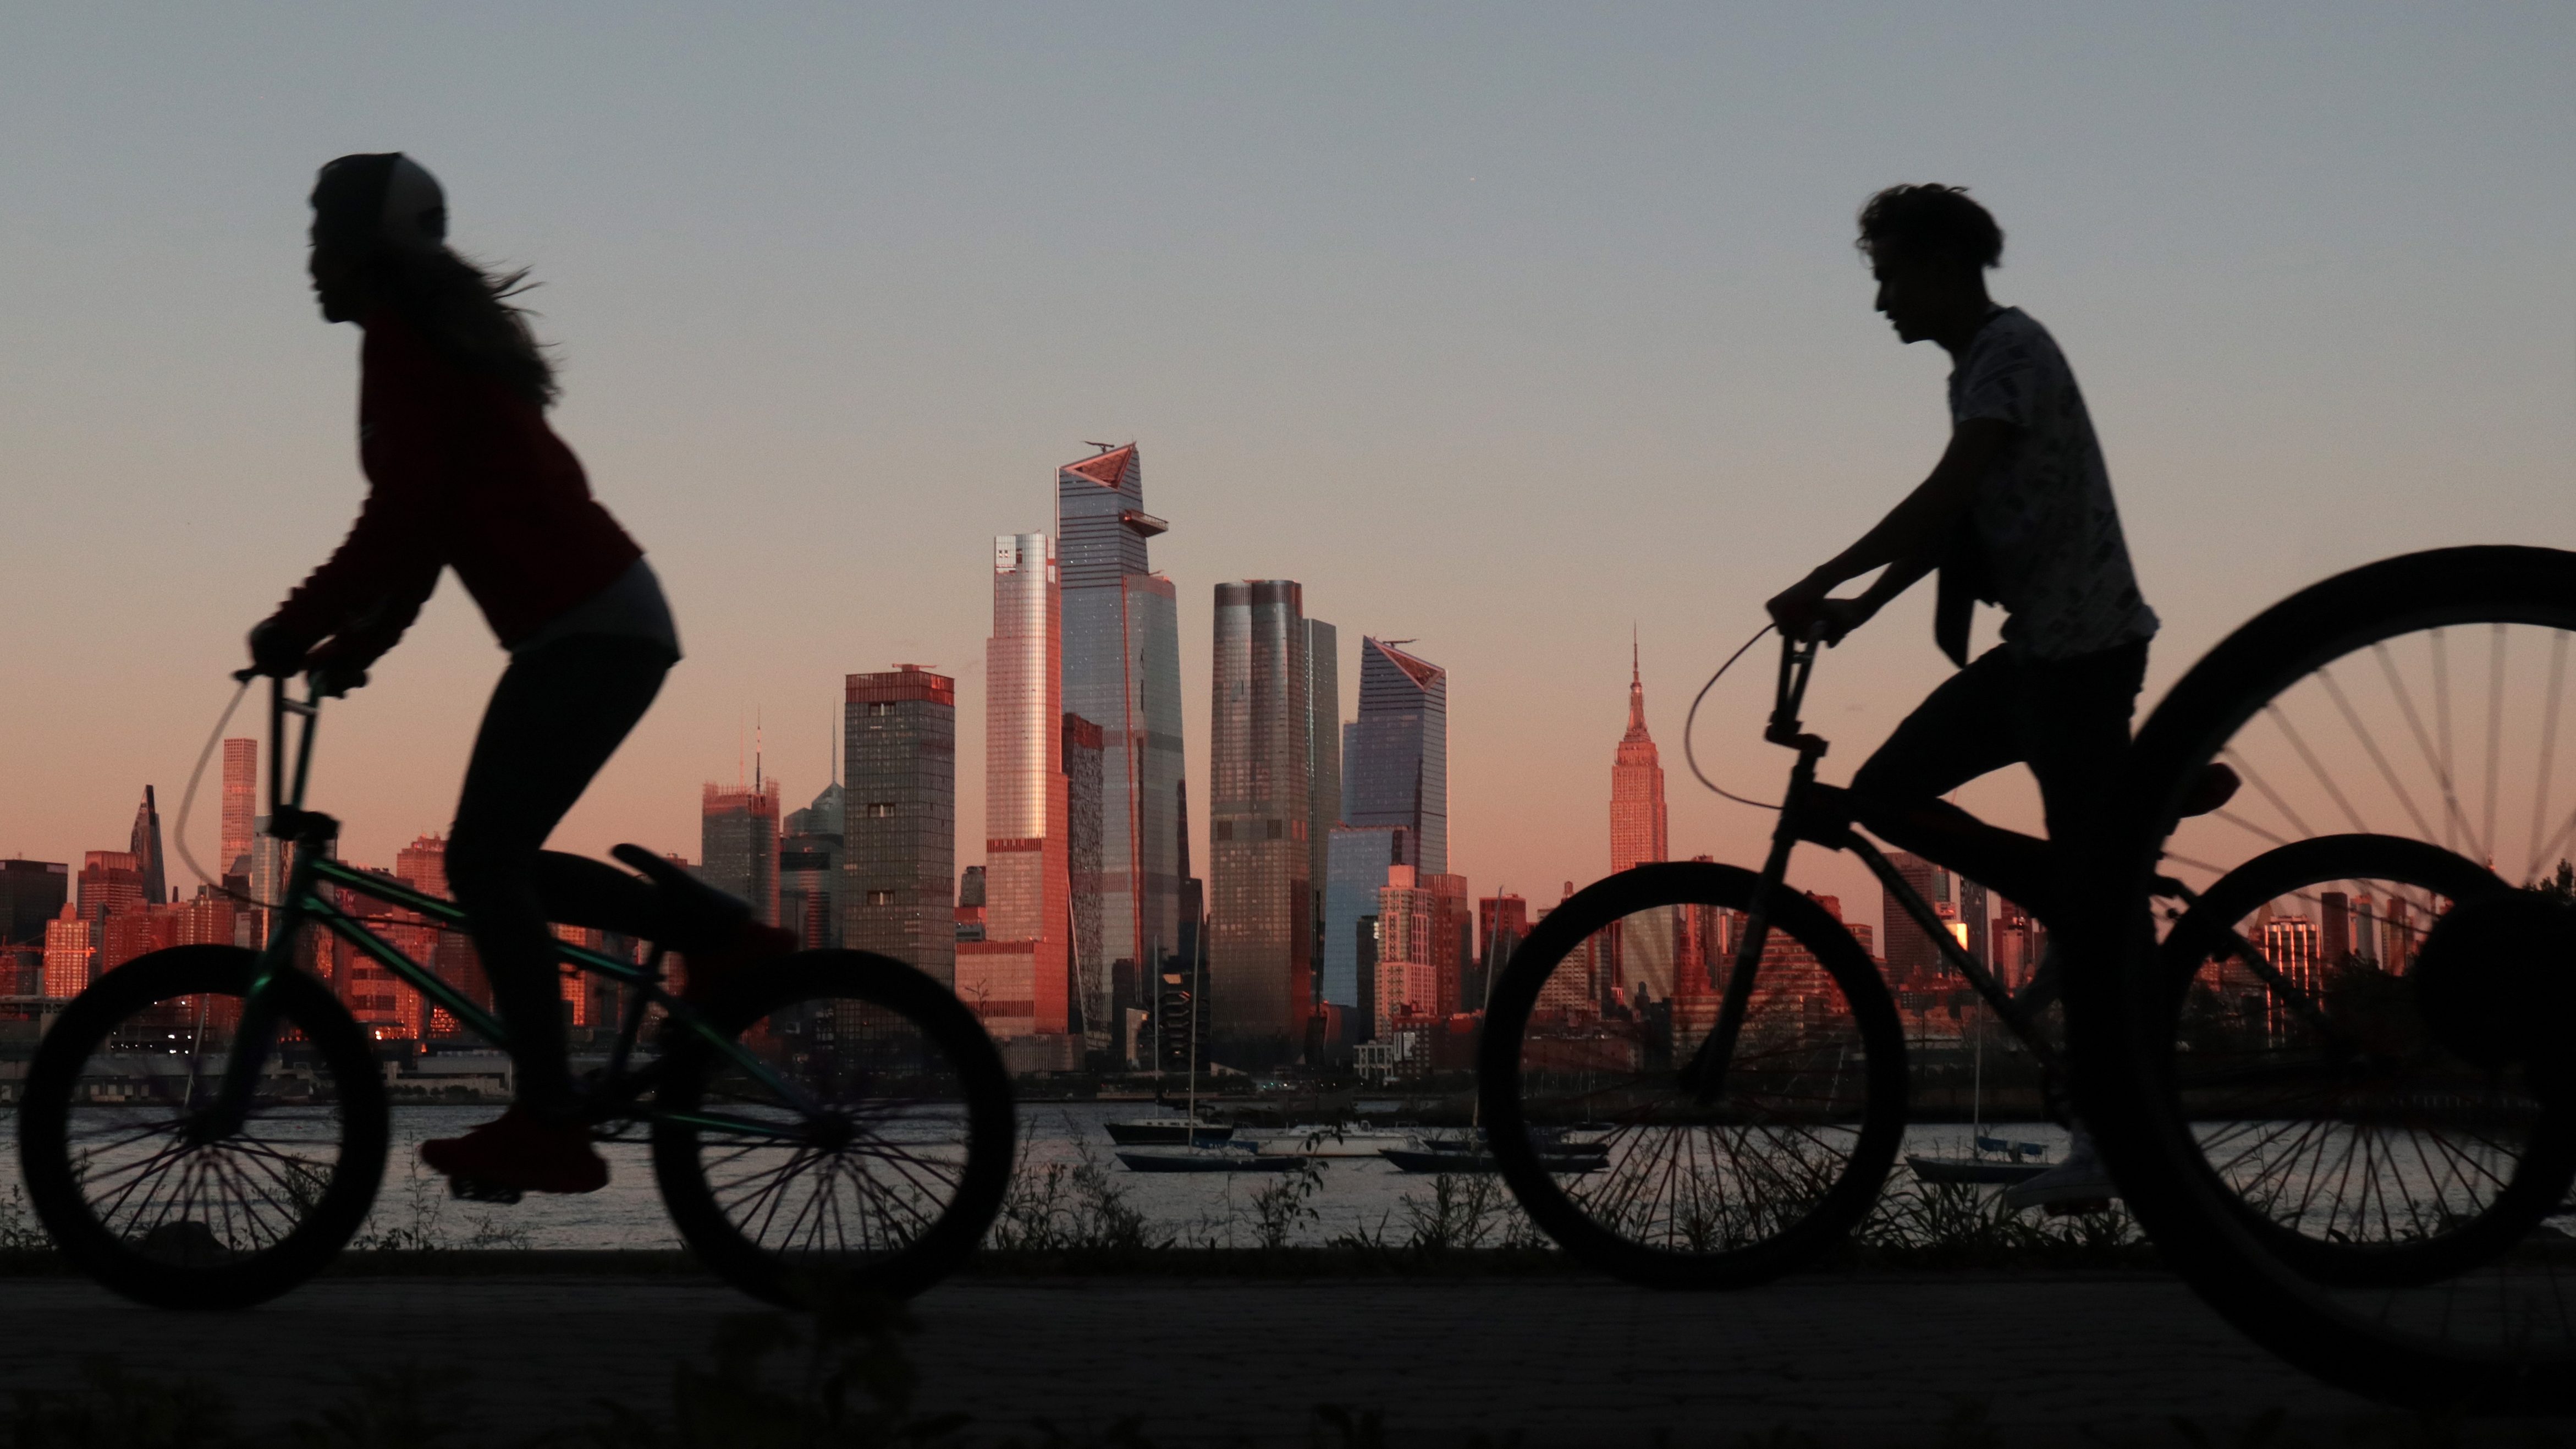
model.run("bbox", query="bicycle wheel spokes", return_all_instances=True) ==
[69,1101,348,1265]
[663,981,990,1283]
[19,946,389,1308]
[2172,622,2576,899]
[1498,875,1904,1284]
[2079,550,2576,1406]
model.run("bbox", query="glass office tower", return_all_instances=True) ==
[1342,638,1447,875]
[1056,445,1186,988]
[844,666,957,986]
[1209,580,1321,1057]
[984,532,1070,1035]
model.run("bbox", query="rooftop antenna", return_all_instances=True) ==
[1083,440,1119,453]
[755,709,764,794]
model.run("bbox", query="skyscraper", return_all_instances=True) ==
[1062,712,1104,1032]
[1322,825,1409,1023]
[221,739,258,879]
[1209,580,1320,1058]
[1882,852,1953,987]
[43,903,91,1000]
[1304,619,1340,986]
[1609,644,1676,1000]
[783,770,846,953]
[1372,864,1471,1036]
[844,666,956,985]
[0,860,69,949]
[1057,444,1186,980]
[701,781,783,927]
[1343,638,1446,875]
[76,851,145,973]
[395,833,486,1032]
[1610,640,1668,874]
[981,533,1072,1039]
[129,786,167,907]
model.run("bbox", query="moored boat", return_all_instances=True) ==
[1380,1131,1609,1175]
[1115,1145,1302,1173]
[1105,1118,1235,1148]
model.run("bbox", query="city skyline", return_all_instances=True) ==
[11,12,2562,937]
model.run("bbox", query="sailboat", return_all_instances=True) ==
[1905,1027,2051,1186]
[1116,950,1294,1174]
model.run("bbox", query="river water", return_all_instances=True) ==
[334,1104,2074,1251]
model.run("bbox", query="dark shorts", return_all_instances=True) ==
[1847,638,2148,925]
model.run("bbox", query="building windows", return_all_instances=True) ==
[866,890,895,907]
[867,802,896,818]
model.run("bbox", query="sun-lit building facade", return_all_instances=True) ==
[221,738,257,879]
[983,531,1072,1039]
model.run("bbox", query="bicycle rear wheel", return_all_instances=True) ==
[653,950,1015,1305]
[1480,862,1907,1288]
[2077,545,2576,1410]
[17,946,390,1309]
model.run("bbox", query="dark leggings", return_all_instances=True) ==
[444,636,694,1119]
[1847,639,2148,932]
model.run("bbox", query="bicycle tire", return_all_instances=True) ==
[2157,833,2574,1287]
[18,946,390,1310]
[2074,545,2576,1412]
[1482,861,1908,1288]
[652,950,1015,1306]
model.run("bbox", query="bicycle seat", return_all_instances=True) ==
[611,843,754,936]
[612,843,698,892]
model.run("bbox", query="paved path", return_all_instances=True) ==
[0,1272,2534,1445]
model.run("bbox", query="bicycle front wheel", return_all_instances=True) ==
[1481,862,1908,1288]
[17,946,390,1309]
[2077,545,2576,1411]
[652,950,1015,1306]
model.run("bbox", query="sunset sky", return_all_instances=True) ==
[4,5,2568,935]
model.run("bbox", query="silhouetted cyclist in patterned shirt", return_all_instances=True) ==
[1767,184,2229,1209]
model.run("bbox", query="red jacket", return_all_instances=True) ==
[268,309,642,661]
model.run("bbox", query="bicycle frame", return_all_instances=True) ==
[202,674,821,1142]
[1685,634,2063,1104]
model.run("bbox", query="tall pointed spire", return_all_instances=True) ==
[1623,627,1649,742]
[1610,636,1667,874]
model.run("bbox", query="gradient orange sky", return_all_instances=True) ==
[3,7,2568,942]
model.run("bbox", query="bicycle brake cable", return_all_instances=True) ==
[172,675,275,910]
[1683,623,1785,812]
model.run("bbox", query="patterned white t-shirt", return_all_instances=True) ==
[1947,307,2158,661]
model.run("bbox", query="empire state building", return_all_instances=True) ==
[1610,638,1669,874]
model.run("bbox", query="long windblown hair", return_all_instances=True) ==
[370,247,559,408]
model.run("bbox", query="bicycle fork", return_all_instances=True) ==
[1681,743,1830,1103]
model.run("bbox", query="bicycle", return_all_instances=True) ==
[16,672,1017,1310]
[1479,627,2088,1286]
[2070,545,2576,1412]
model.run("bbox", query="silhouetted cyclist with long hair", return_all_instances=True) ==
[1766,184,2210,1208]
[247,153,791,1195]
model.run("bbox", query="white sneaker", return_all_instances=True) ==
[2002,1126,2117,1211]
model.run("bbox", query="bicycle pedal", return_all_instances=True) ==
[447,1176,524,1206]
[2043,1197,2113,1217]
